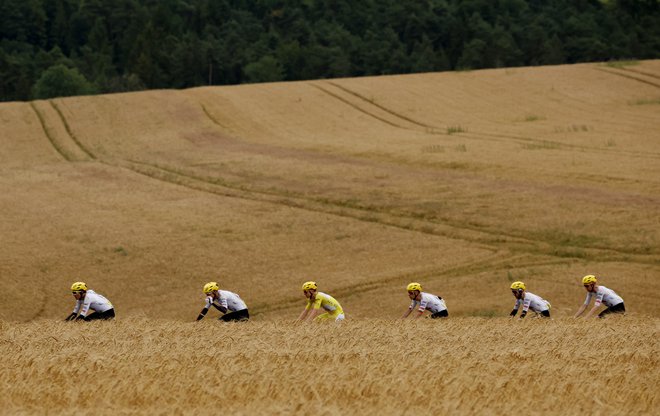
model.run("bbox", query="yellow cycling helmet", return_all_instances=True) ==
[203,282,219,294]
[510,281,526,291]
[301,281,317,291]
[71,281,88,292]
[407,282,422,292]
[582,275,597,285]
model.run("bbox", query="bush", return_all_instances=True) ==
[243,55,284,83]
[32,64,95,99]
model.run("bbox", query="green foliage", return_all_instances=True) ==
[0,0,659,101]
[629,97,660,105]
[470,309,499,318]
[521,140,560,150]
[32,64,95,99]
[244,55,285,83]
[604,60,640,68]
[113,246,128,256]
[447,125,467,134]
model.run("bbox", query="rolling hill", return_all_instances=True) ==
[1,61,659,322]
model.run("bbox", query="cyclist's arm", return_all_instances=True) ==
[402,300,418,319]
[574,303,588,318]
[575,293,593,318]
[76,298,92,319]
[211,303,228,314]
[305,308,323,321]
[217,296,229,314]
[413,298,428,318]
[584,292,606,318]
[197,297,226,320]
[518,299,531,319]
[583,304,601,319]
[66,301,82,320]
[297,307,310,321]
[196,307,209,321]
[510,299,521,318]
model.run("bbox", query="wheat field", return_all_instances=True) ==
[1,318,657,415]
[1,60,660,413]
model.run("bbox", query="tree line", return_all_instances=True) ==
[1,0,659,101]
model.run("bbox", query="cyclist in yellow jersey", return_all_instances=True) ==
[297,281,345,322]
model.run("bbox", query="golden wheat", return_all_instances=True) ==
[0,318,657,415]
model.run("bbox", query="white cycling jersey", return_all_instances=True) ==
[584,285,624,308]
[206,290,247,312]
[513,291,550,313]
[72,290,113,317]
[409,292,447,314]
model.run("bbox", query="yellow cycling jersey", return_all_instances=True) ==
[306,292,343,314]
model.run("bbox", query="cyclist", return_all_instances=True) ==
[574,275,625,319]
[196,282,249,322]
[65,282,115,321]
[401,282,448,319]
[509,281,551,319]
[297,281,345,322]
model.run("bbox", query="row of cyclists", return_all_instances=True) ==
[65,274,626,322]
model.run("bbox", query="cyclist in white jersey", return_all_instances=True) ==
[509,281,551,319]
[574,275,625,319]
[196,282,249,322]
[401,282,448,319]
[65,282,115,321]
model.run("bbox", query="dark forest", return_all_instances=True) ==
[1,0,659,101]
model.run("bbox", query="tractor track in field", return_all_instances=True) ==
[30,100,96,162]
[316,80,660,160]
[29,102,71,162]
[325,81,434,129]
[35,100,497,255]
[199,94,660,189]
[49,100,97,160]
[34,97,659,267]
[191,100,659,264]
[596,67,660,90]
[620,66,660,80]
[115,159,498,250]
[310,83,411,130]
[116,158,660,266]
